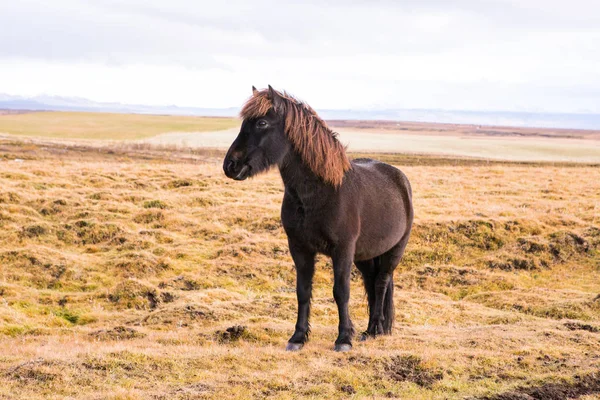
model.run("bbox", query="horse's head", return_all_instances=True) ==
[223,86,290,181]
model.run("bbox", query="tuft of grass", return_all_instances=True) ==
[0,324,38,337]
[89,326,146,341]
[110,252,170,277]
[164,179,193,189]
[107,280,160,310]
[133,211,165,225]
[142,200,168,209]
[21,224,49,238]
[58,220,123,245]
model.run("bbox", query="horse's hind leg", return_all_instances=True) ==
[355,257,379,338]
[366,235,410,338]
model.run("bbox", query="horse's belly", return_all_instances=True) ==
[354,235,402,261]
[354,218,406,261]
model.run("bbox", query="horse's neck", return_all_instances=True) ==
[279,151,334,206]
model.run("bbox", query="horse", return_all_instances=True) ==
[223,86,413,352]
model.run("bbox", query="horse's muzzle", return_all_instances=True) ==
[223,157,251,180]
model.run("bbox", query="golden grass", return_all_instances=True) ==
[0,139,599,399]
[0,111,238,140]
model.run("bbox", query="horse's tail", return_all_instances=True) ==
[383,275,395,334]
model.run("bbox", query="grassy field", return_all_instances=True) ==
[145,128,600,163]
[0,139,599,399]
[3,111,600,163]
[0,111,238,140]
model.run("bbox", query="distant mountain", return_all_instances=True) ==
[1,93,599,130]
[0,93,238,117]
[318,109,600,131]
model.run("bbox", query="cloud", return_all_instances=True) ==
[0,0,599,112]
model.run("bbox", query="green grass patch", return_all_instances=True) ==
[0,111,238,140]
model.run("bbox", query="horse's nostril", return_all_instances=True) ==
[226,159,236,171]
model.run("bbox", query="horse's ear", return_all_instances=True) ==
[252,86,258,95]
[268,85,284,112]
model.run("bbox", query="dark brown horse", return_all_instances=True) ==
[224,86,413,351]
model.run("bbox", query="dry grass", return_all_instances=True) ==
[143,126,600,163]
[0,111,238,140]
[0,139,599,399]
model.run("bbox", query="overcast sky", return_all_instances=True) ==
[1,0,599,112]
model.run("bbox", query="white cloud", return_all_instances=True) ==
[1,0,599,112]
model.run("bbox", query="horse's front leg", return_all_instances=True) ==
[286,243,316,351]
[332,247,356,352]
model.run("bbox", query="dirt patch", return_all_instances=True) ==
[340,385,356,394]
[564,321,600,333]
[475,370,600,400]
[384,355,443,388]
[215,325,248,343]
[89,326,146,340]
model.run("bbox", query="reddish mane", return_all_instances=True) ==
[240,88,351,186]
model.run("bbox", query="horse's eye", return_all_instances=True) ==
[257,120,268,128]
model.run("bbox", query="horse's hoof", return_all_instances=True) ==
[286,342,304,351]
[334,343,352,352]
[360,332,370,342]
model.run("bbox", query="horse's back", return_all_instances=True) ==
[348,158,413,260]
[351,158,412,203]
